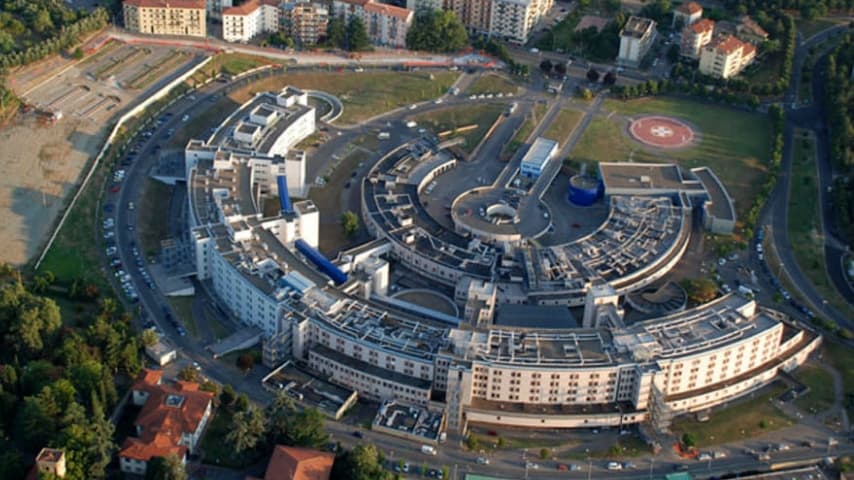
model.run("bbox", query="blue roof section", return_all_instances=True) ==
[295,239,348,285]
[277,175,293,214]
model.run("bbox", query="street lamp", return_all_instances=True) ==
[648,456,654,479]
[586,448,592,480]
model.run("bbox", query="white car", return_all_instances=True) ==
[607,462,622,471]
[530,47,539,53]
[476,457,489,465]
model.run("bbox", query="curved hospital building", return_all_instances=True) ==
[184,87,820,435]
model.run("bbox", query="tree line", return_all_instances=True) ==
[0,265,141,479]
[825,32,854,248]
[325,15,372,52]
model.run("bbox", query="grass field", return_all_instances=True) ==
[138,179,172,257]
[796,17,844,39]
[541,108,584,144]
[824,341,854,419]
[503,102,549,159]
[308,146,373,255]
[672,383,793,448]
[37,147,110,288]
[410,103,506,154]
[168,296,198,337]
[571,97,771,221]
[227,70,459,124]
[794,364,835,413]
[565,436,653,460]
[788,130,854,320]
[467,73,520,95]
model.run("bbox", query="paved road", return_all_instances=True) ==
[762,23,854,330]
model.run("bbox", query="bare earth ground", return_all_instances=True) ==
[0,42,202,266]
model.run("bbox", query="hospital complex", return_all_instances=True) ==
[178,86,820,436]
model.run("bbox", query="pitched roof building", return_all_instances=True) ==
[119,370,214,477]
[122,0,206,37]
[699,34,756,79]
[680,18,715,59]
[673,1,702,27]
[246,445,335,480]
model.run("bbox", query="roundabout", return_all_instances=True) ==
[629,115,696,149]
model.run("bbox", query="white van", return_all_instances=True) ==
[421,445,437,455]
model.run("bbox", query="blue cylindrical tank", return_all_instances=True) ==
[567,175,602,206]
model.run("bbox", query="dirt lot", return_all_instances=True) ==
[1,41,204,266]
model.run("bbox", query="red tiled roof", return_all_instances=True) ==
[364,1,412,20]
[120,370,213,464]
[709,35,748,55]
[262,446,335,480]
[124,0,206,9]
[688,18,714,34]
[742,42,756,56]
[224,0,260,15]
[676,1,702,14]
[739,16,768,38]
[335,0,371,6]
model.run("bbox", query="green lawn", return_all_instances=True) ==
[788,130,854,320]
[467,73,520,95]
[796,17,844,39]
[541,108,584,145]
[572,97,771,221]
[168,296,198,337]
[229,70,459,124]
[672,383,794,448]
[794,364,836,413]
[824,341,854,419]
[410,103,506,154]
[308,146,372,256]
[565,436,652,460]
[503,102,549,159]
[37,149,110,288]
[470,433,577,451]
[138,179,173,258]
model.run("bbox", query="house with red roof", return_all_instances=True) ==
[119,369,214,477]
[332,0,413,48]
[246,445,335,480]
[673,1,703,28]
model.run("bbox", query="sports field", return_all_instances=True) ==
[570,97,771,220]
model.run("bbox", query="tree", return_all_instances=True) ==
[586,68,600,83]
[539,59,553,74]
[266,392,297,445]
[288,408,329,448]
[141,329,159,348]
[405,10,468,53]
[341,211,360,238]
[464,435,479,450]
[177,366,198,382]
[331,444,391,480]
[236,353,255,372]
[681,278,718,304]
[346,16,371,52]
[221,384,237,407]
[496,436,506,448]
[554,62,566,76]
[603,71,617,85]
[146,454,187,480]
[539,448,550,459]
[327,15,346,49]
[227,404,266,454]
[682,432,696,448]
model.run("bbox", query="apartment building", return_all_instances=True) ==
[123,0,206,37]
[699,34,756,79]
[672,0,702,28]
[406,0,444,12]
[222,0,280,43]
[332,0,413,47]
[680,18,714,59]
[445,0,492,34]
[618,16,657,67]
[488,0,552,44]
[281,2,329,45]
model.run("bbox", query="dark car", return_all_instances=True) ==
[352,431,364,439]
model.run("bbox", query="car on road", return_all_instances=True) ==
[110,185,120,193]
[525,462,539,470]
[426,469,443,478]
[607,461,622,470]
[476,457,489,465]
[352,431,364,439]
[698,452,712,461]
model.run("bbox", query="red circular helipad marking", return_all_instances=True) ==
[629,116,695,149]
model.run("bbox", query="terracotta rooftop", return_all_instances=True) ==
[709,35,748,55]
[689,18,714,34]
[364,1,412,20]
[258,446,335,480]
[120,369,213,463]
[124,0,206,9]
[224,0,260,15]
[336,0,371,6]
[676,1,702,15]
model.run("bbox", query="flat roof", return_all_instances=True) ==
[494,304,578,329]
[693,167,736,221]
[599,162,703,192]
[521,137,558,169]
[622,16,656,38]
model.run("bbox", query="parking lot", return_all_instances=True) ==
[1,41,204,266]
